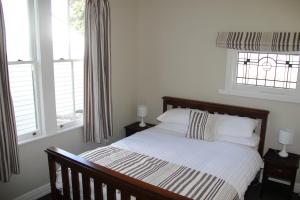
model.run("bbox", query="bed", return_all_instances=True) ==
[45,96,269,200]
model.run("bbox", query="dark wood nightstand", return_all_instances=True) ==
[261,148,300,199]
[124,122,155,137]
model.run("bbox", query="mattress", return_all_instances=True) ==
[57,126,263,199]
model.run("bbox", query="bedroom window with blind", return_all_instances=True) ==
[2,0,40,141]
[2,0,85,143]
[52,0,84,128]
[216,32,300,103]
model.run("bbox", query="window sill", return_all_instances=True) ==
[219,89,300,104]
[18,123,83,146]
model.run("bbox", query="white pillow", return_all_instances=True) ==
[214,133,260,147]
[214,114,258,138]
[155,122,188,137]
[156,108,190,125]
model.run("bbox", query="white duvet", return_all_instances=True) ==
[111,127,263,199]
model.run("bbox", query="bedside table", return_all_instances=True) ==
[261,148,300,199]
[124,122,155,137]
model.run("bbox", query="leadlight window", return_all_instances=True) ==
[236,52,300,89]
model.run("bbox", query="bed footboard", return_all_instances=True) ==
[45,147,189,200]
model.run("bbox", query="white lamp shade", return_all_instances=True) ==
[137,105,147,117]
[278,129,294,145]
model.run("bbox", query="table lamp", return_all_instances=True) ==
[278,128,294,157]
[137,105,147,127]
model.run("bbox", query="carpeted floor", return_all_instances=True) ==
[39,182,300,200]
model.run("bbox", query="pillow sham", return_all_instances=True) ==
[155,122,188,137]
[214,114,258,138]
[214,133,260,147]
[186,110,214,141]
[156,108,190,125]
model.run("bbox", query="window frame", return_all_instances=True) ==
[220,49,300,103]
[53,58,84,129]
[51,0,84,129]
[7,61,42,142]
[5,0,43,141]
[3,0,84,143]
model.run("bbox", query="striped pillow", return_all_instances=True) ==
[186,110,214,141]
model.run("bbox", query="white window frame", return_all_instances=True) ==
[8,60,42,142]
[220,49,300,103]
[51,0,84,129]
[35,0,83,134]
[3,0,84,144]
[54,58,84,130]
[5,0,43,141]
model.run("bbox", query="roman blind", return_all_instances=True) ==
[216,32,300,52]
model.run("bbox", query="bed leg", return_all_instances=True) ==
[48,156,59,200]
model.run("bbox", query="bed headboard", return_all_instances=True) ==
[162,96,269,156]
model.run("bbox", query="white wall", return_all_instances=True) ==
[0,0,138,199]
[136,0,300,182]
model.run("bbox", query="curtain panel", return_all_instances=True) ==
[83,0,113,143]
[216,32,300,52]
[0,0,20,182]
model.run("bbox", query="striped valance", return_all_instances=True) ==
[216,32,300,52]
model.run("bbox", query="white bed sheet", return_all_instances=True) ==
[111,126,263,199]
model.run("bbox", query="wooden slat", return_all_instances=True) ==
[94,179,103,200]
[61,165,70,199]
[71,170,80,200]
[121,190,131,200]
[107,184,116,200]
[82,175,91,200]
[47,156,59,200]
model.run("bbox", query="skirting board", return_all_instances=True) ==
[14,183,50,200]
[13,181,300,200]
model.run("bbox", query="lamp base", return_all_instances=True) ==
[139,122,146,127]
[139,117,146,127]
[278,145,288,157]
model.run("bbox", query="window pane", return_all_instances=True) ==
[8,64,37,135]
[54,62,74,124]
[54,62,83,126]
[51,0,84,60]
[74,61,84,113]
[2,0,31,61]
[237,52,300,89]
[51,0,69,59]
[70,0,85,59]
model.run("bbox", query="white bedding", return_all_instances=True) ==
[111,126,263,199]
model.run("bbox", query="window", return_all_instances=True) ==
[2,0,40,140]
[221,50,300,103]
[51,0,84,128]
[2,0,85,142]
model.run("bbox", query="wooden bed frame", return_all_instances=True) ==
[45,96,269,200]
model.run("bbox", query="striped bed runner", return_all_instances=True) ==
[80,146,240,200]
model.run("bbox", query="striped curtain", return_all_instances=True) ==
[0,0,20,182]
[83,0,113,143]
[216,32,300,52]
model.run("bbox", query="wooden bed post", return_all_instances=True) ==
[47,155,59,200]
